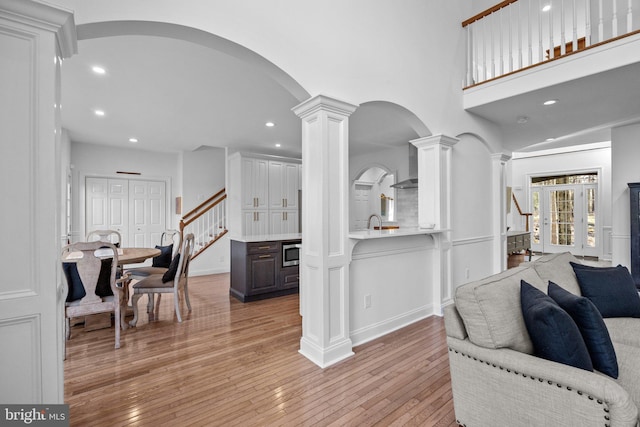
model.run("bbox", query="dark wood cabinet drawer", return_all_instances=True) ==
[247,242,279,254]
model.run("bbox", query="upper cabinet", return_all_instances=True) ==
[268,161,300,210]
[228,153,301,237]
[241,157,269,210]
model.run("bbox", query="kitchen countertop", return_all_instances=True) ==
[348,227,447,240]
[230,233,302,243]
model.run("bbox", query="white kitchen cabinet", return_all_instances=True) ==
[241,157,269,210]
[228,152,301,237]
[268,161,300,210]
[269,210,299,235]
[242,210,269,236]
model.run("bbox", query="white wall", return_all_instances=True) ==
[70,141,179,242]
[611,123,640,267]
[182,146,229,275]
[510,142,612,258]
[451,134,495,289]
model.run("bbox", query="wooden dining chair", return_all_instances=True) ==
[61,241,130,350]
[129,233,194,326]
[86,229,122,247]
[127,230,181,279]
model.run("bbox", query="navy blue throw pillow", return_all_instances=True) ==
[520,280,593,372]
[152,244,173,268]
[62,262,86,302]
[62,259,114,301]
[570,262,640,318]
[548,281,618,378]
[162,253,181,283]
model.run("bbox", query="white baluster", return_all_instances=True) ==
[528,0,534,65]
[572,0,578,51]
[490,13,495,78]
[598,0,604,41]
[499,8,504,76]
[585,0,592,46]
[483,17,488,81]
[539,0,545,61]
[518,0,523,69]
[561,0,566,55]
[549,0,555,59]
[508,5,514,73]
[466,25,473,86]
[612,0,618,37]
[627,0,633,33]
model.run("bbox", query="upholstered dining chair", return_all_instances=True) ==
[129,233,194,326]
[86,229,122,247]
[126,230,181,279]
[61,241,130,350]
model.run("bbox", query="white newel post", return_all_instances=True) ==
[293,95,357,368]
[411,134,457,314]
[492,153,511,273]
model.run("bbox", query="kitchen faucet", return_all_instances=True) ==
[367,214,382,230]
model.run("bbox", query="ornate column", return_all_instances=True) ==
[411,134,457,314]
[492,153,512,273]
[292,95,357,368]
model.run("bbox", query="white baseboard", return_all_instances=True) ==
[189,267,230,277]
[350,304,434,347]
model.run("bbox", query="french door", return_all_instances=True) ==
[531,183,598,257]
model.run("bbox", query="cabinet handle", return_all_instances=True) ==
[258,246,270,249]
[285,212,288,220]
[285,198,288,208]
[258,255,271,259]
[282,212,285,221]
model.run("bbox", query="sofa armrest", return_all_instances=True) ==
[447,336,638,427]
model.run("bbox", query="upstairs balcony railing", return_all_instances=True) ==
[463,0,640,87]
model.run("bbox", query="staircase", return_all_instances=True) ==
[179,189,228,259]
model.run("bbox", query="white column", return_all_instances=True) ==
[492,153,511,273]
[411,134,457,314]
[293,95,357,368]
[0,0,76,403]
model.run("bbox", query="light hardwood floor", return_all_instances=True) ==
[64,273,457,426]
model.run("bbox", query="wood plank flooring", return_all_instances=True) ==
[64,273,457,426]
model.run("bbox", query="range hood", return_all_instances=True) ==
[390,143,418,189]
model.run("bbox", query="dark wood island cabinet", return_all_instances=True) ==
[230,237,300,302]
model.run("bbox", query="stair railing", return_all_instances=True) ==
[512,192,533,231]
[179,188,228,260]
[463,0,640,87]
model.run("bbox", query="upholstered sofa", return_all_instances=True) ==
[445,252,640,426]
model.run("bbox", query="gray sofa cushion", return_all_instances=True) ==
[455,265,546,353]
[604,318,640,347]
[532,252,582,295]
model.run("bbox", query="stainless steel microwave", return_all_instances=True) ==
[282,242,300,267]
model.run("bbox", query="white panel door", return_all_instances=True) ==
[283,163,300,209]
[129,180,166,248]
[85,178,128,245]
[242,210,268,236]
[270,210,299,234]
[85,177,108,232]
[352,184,372,230]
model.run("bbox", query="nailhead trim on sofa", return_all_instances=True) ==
[449,347,611,426]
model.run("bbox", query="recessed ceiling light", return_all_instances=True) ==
[92,66,106,75]
[543,99,558,106]
[129,138,138,143]
[94,109,105,117]
[275,143,281,148]
[545,137,556,142]
[542,4,551,12]
[265,122,275,127]
[516,116,529,124]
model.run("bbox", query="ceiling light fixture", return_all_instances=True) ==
[275,143,281,148]
[543,99,558,106]
[265,122,275,127]
[92,66,106,75]
[129,138,138,143]
[542,4,551,12]
[94,109,105,117]
[516,116,529,124]
[545,137,556,142]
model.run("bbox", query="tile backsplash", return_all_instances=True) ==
[396,188,418,227]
